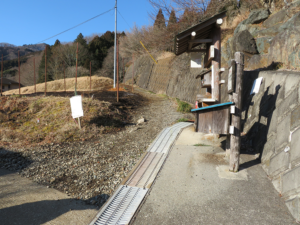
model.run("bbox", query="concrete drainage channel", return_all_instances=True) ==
[89,122,192,225]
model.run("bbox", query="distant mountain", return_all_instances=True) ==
[0,43,45,61]
[22,43,46,51]
[0,42,16,47]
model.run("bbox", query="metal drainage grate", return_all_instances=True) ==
[148,122,192,153]
[90,122,192,225]
[90,185,148,225]
[125,152,165,188]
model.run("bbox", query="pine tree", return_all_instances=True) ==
[53,39,61,47]
[88,36,112,70]
[74,33,87,47]
[167,10,177,29]
[154,9,166,29]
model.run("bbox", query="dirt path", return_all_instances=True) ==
[0,86,193,217]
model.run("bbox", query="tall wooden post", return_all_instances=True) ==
[226,60,236,158]
[64,61,66,92]
[34,57,36,94]
[211,25,221,102]
[90,61,92,94]
[45,47,47,95]
[0,54,3,95]
[229,52,244,172]
[117,40,119,102]
[18,51,20,95]
[132,54,134,92]
[75,42,78,91]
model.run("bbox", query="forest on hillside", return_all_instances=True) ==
[1,31,126,86]
[1,0,289,87]
[119,0,289,58]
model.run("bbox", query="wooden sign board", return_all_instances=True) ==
[228,63,236,93]
[191,52,202,68]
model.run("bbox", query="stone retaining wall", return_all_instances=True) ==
[124,53,206,104]
[125,54,300,221]
[236,70,300,221]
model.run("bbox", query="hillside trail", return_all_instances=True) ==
[0,85,193,225]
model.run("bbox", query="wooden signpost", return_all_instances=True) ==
[229,52,244,172]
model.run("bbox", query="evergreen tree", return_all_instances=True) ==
[154,9,166,29]
[88,36,112,70]
[167,10,177,29]
[74,33,87,47]
[38,45,53,83]
[53,39,61,47]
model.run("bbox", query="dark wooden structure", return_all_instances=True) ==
[191,102,233,134]
[175,11,226,107]
[174,11,227,133]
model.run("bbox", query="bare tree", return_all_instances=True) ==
[18,51,43,86]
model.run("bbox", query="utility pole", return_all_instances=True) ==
[114,0,117,88]
[117,39,119,102]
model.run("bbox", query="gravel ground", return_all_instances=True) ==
[0,87,193,207]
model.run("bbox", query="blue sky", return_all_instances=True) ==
[1,0,154,46]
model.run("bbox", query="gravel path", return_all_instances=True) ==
[0,87,193,207]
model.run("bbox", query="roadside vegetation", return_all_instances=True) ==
[0,95,129,147]
[176,98,192,113]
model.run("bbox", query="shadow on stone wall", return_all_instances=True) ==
[240,85,280,169]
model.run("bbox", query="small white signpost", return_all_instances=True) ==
[70,95,84,129]
[250,77,263,95]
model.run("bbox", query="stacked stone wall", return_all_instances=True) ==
[239,70,300,221]
[124,53,206,104]
[125,52,300,220]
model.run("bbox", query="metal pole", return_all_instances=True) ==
[34,57,36,94]
[0,55,3,95]
[18,51,20,95]
[90,61,91,94]
[45,46,47,95]
[76,42,78,91]
[117,39,119,102]
[113,0,117,88]
[132,54,134,92]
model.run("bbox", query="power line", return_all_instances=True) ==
[117,10,131,29]
[1,7,115,63]
[37,8,115,44]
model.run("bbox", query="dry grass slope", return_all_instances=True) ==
[3,76,113,95]
[0,76,134,147]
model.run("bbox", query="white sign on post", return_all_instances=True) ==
[70,95,84,119]
[250,77,263,95]
[190,52,202,68]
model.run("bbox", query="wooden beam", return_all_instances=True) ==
[176,11,226,41]
[204,45,215,68]
[176,30,211,48]
[195,69,211,79]
[188,31,196,51]
[188,49,207,53]
[189,39,212,44]
[211,26,221,102]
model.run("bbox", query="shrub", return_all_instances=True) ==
[176,98,192,113]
